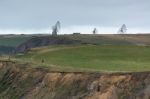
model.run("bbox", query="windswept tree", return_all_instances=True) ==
[92,28,98,34]
[52,21,61,36]
[118,24,127,34]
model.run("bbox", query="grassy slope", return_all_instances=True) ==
[0,35,33,46]
[1,34,150,72]
[1,34,150,47]
[15,45,150,72]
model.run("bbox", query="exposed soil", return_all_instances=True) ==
[0,60,150,99]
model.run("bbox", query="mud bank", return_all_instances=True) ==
[0,60,150,99]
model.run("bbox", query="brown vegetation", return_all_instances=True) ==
[0,60,150,99]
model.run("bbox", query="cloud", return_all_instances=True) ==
[0,0,150,32]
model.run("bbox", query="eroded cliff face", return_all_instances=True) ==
[0,60,150,99]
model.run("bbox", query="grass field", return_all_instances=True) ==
[0,34,129,47]
[15,45,150,72]
[1,34,150,47]
[0,35,33,46]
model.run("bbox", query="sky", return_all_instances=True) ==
[0,0,150,34]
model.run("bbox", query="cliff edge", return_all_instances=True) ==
[0,60,150,99]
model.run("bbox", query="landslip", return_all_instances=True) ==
[0,60,150,99]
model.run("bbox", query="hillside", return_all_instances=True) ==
[0,35,33,54]
[14,45,150,72]
[0,60,150,99]
[0,35,33,47]
[0,34,150,99]
[0,34,150,54]
[15,36,81,53]
[15,34,150,53]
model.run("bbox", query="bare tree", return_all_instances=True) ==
[118,24,127,34]
[52,21,60,36]
[93,28,98,34]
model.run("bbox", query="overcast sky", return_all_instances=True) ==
[0,0,150,34]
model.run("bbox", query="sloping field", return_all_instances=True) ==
[15,34,150,53]
[15,45,150,72]
[67,34,150,45]
[0,34,150,47]
[0,35,32,46]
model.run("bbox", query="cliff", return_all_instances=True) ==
[0,60,150,99]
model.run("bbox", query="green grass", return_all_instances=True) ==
[0,35,32,46]
[67,34,131,45]
[15,45,150,72]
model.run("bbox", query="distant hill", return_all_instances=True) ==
[0,35,32,47]
[15,36,81,53]
[0,34,150,54]
[0,46,15,54]
[15,34,150,53]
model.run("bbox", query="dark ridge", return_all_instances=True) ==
[0,46,15,54]
[15,36,81,53]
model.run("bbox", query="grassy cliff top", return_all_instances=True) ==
[14,45,150,72]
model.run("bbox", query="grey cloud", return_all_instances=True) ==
[0,0,150,30]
